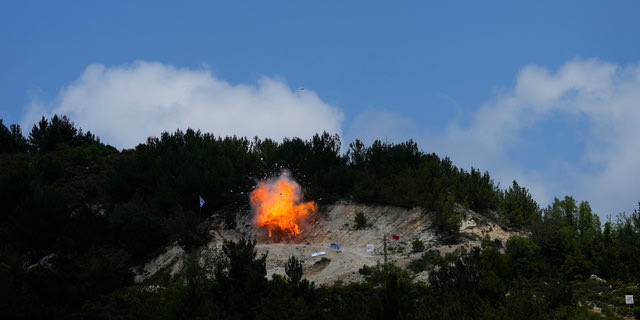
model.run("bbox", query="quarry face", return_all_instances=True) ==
[129,157,517,285]
[133,201,518,286]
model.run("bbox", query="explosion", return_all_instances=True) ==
[250,172,316,237]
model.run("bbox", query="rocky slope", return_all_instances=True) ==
[133,201,519,285]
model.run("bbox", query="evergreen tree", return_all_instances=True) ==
[28,115,98,152]
[0,119,28,153]
[285,255,303,285]
[498,180,539,228]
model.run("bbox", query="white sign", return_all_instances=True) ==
[311,251,326,258]
[626,295,634,304]
[366,244,374,252]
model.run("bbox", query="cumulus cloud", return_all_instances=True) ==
[23,61,344,149]
[349,58,640,217]
[430,58,640,217]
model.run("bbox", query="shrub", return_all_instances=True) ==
[408,250,440,273]
[354,211,368,230]
[358,264,375,275]
[412,239,425,253]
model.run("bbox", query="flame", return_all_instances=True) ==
[250,173,316,237]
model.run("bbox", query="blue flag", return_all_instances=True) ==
[199,196,205,208]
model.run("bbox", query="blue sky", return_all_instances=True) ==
[2,1,640,218]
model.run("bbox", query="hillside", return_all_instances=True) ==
[134,202,519,286]
[3,116,640,318]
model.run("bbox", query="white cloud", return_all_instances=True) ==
[23,61,344,149]
[349,58,640,217]
[430,58,640,217]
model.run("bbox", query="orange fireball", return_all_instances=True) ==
[250,173,316,237]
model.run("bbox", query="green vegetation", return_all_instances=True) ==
[354,210,368,229]
[1,114,640,318]
[285,255,304,285]
[498,180,540,228]
[411,238,425,253]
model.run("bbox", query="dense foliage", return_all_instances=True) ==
[1,115,640,318]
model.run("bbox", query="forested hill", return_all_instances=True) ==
[2,114,640,318]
